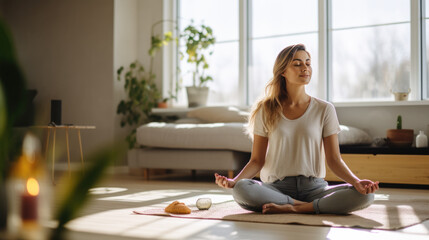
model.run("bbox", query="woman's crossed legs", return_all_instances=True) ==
[232,177,374,214]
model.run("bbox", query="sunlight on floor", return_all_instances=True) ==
[326,227,429,240]
[96,189,193,203]
[65,181,429,240]
[67,208,222,240]
[130,218,220,240]
[67,188,236,239]
[396,205,421,227]
[400,223,429,235]
[94,188,231,205]
[327,227,375,240]
[372,204,388,223]
[374,193,390,201]
[89,187,128,195]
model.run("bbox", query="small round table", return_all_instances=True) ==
[35,125,96,183]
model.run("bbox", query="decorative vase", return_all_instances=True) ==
[416,131,428,148]
[186,86,209,108]
[386,129,414,147]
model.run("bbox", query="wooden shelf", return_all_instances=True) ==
[340,146,429,155]
[326,154,429,185]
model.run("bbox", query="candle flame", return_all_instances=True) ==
[26,178,39,196]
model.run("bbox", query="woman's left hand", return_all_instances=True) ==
[353,179,379,195]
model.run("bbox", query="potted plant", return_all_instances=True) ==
[386,115,414,147]
[181,22,215,107]
[0,18,29,230]
[117,21,176,148]
[157,78,180,109]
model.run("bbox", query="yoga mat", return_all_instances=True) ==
[133,192,429,230]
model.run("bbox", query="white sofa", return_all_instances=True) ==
[128,106,373,180]
[128,106,252,179]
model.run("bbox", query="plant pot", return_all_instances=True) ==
[157,102,168,109]
[186,86,209,108]
[386,129,414,147]
[391,89,411,101]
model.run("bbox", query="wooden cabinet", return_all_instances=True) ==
[325,154,429,185]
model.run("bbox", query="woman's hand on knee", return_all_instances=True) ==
[353,179,379,194]
[214,173,236,189]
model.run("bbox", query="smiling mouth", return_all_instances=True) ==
[299,75,310,77]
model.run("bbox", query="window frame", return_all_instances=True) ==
[167,0,429,107]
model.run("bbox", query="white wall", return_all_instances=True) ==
[113,0,165,146]
[3,0,166,166]
[137,0,164,91]
[336,105,429,141]
[3,0,116,163]
[113,0,138,144]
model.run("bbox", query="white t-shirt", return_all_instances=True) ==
[254,97,341,183]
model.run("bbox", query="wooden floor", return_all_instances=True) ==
[60,171,429,240]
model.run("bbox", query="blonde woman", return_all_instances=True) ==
[215,44,379,214]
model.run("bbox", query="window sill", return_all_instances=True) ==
[333,100,429,107]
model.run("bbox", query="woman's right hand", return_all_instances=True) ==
[214,173,236,189]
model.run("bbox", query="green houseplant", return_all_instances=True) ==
[0,18,28,230]
[117,21,176,148]
[386,115,414,147]
[181,22,215,107]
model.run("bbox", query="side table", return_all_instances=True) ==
[34,125,96,183]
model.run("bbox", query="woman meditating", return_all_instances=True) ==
[215,44,379,214]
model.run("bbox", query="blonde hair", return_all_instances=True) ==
[247,44,310,137]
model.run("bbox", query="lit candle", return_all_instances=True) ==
[21,177,39,221]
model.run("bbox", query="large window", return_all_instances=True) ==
[249,0,319,103]
[331,0,411,102]
[177,0,239,106]
[424,0,429,99]
[175,0,428,106]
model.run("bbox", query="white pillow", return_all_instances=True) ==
[174,118,205,124]
[338,125,372,145]
[187,106,249,123]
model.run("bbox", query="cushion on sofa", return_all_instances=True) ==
[137,122,252,152]
[187,106,249,123]
[338,125,372,145]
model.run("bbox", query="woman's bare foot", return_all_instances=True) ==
[262,203,295,214]
[262,201,315,214]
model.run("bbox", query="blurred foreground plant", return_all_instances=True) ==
[50,141,127,239]
[0,18,27,184]
[0,17,27,230]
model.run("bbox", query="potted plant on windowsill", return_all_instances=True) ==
[181,22,215,107]
[386,115,414,147]
[117,20,176,148]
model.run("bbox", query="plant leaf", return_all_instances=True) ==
[51,141,127,239]
[117,66,124,77]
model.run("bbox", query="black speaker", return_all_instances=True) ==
[50,99,62,125]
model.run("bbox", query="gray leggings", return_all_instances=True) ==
[232,176,374,214]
